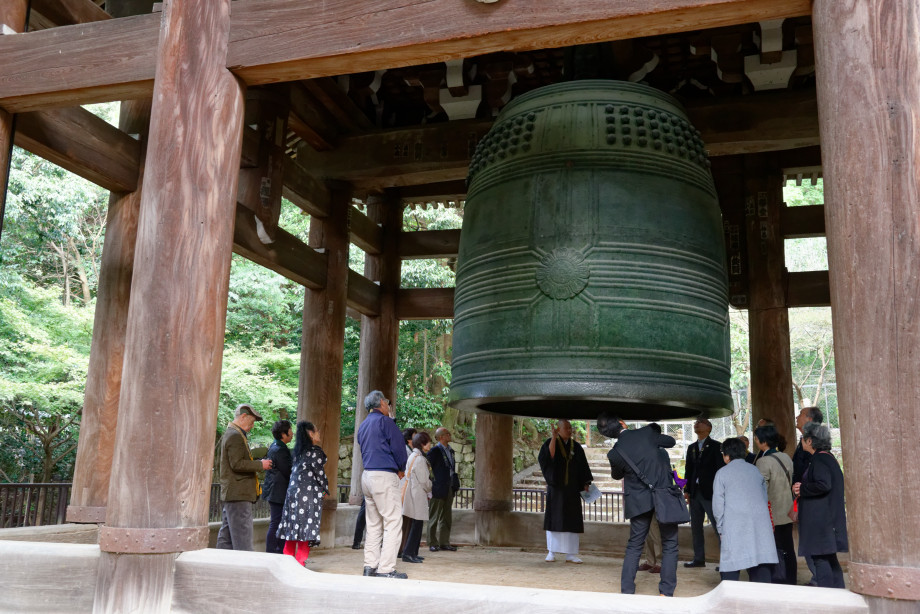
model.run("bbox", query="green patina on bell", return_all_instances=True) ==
[449,80,732,421]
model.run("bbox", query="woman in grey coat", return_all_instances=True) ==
[712,438,778,583]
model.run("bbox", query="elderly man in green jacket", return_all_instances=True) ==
[217,403,272,551]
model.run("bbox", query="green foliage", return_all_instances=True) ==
[225,256,304,349]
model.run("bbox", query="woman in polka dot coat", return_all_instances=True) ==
[277,420,328,565]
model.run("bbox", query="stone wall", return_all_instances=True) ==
[337,437,541,488]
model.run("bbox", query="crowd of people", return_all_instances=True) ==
[214,397,848,594]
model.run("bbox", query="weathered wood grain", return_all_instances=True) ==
[349,206,383,255]
[282,156,331,218]
[14,106,141,192]
[233,203,327,289]
[814,0,920,599]
[474,413,514,544]
[781,204,825,238]
[0,0,29,241]
[0,0,810,113]
[30,0,111,27]
[785,270,829,307]
[101,14,243,614]
[349,193,402,503]
[298,185,352,547]
[347,269,382,316]
[227,0,811,85]
[744,155,795,450]
[396,287,455,320]
[67,99,149,525]
[0,13,159,112]
[293,91,818,190]
[399,229,461,260]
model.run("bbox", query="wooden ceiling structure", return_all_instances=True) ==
[0,1,917,612]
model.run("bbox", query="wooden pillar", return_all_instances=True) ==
[745,155,795,449]
[67,99,151,524]
[349,191,401,504]
[298,183,351,548]
[814,2,920,611]
[0,2,28,241]
[93,0,245,610]
[474,412,513,546]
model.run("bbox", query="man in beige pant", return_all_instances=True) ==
[356,390,408,579]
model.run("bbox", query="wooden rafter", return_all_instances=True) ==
[396,288,455,320]
[29,0,110,28]
[0,0,811,113]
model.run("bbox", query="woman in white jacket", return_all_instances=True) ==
[401,432,433,564]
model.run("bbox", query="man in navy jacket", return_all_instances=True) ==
[357,390,408,579]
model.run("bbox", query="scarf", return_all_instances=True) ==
[556,436,574,486]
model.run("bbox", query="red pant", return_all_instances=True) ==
[283,540,310,565]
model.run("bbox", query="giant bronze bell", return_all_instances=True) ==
[449,80,732,421]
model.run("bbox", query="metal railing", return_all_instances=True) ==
[0,483,71,528]
[208,484,270,522]
[335,484,624,522]
[0,482,624,529]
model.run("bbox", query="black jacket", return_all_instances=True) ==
[428,443,458,499]
[792,439,812,483]
[262,439,293,504]
[683,437,724,499]
[608,426,676,520]
[797,451,848,556]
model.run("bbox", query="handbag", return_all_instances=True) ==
[617,448,690,524]
[767,454,797,522]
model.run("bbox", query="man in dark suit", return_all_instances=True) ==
[682,417,724,567]
[427,427,459,552]
[599,413,679,597]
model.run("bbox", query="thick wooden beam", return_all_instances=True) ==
[744,155,795,452]
[294,91,819,190]
[0,1,29,241]
[685,89,819,156]
[97,0,243,609]
[396,287,455,320]
[297,184,351,548]
[67,99,150,525]
[282,156,331,218]
[288,81,339,151]
[349,192,401,503]
[14,107,141,192]
[781,204,825,238]
[300,78,374,134]
[400,180,468,203]
[233,203,327,290]
[30,0,111,27]
[0,0,811,113]
[0,14,159,112]
[399,229,461,260]
[349,206,384,255]
[785,270,829,307]
[227,0,811,85]
[347,269,382,316]
[814,3,920,605]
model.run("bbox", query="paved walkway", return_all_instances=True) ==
[300,545,819,597]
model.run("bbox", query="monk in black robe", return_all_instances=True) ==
[538,419,593,563]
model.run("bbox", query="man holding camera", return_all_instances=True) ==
[217,403,272,551]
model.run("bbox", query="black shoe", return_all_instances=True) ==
[429,546,440,552]
[441,545,458,551]
[362,566,377,576]
[397,551,403,558]
[376,570,408,579]
[402,555,424,563]
[352,544,363,550]
[417,556,425,561]
[683,561,706,568]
